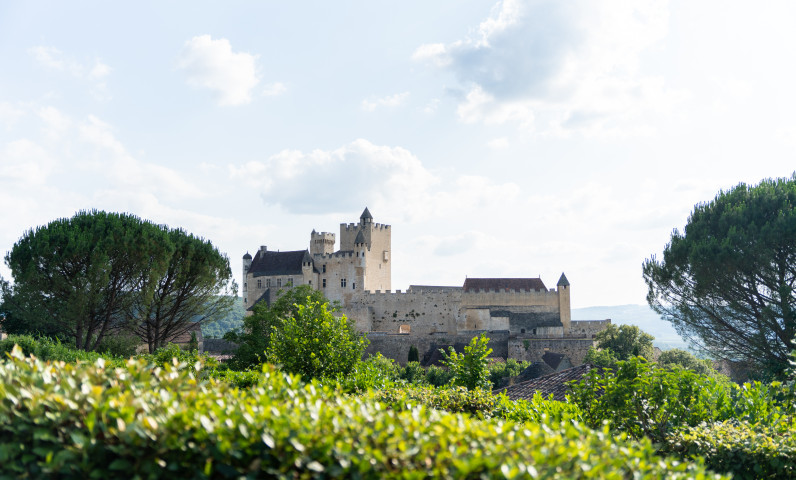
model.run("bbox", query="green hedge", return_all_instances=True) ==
[668,421,796,479]
[0,346,725,479]
[370,385,583,425]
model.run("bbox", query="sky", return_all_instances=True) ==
[1,1,795,308]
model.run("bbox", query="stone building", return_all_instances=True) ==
[243,208,609,365]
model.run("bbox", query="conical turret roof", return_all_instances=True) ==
[557,272,570,287]
[360,207,373,220]
[354,230,366,245]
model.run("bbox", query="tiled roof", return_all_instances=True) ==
[246,288,270,311]
[249,249,312,277]
[490,310,561,328]
[360,207,373,220]
[557,272,570,286]
[542,351,566,370]
[463,278,547,292]
[493,364,602,402]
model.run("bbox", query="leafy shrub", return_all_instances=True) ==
[668,421,796,479]
[0,346,727,479]
[225,285,332,370]
[209,368,263,389]
[487,358,530,389]
[95,333,141,358]
[0,334,120,364]
[399,361,427,385]
[440,333,492,390]
[570,357,726,443]
[424,364,454,387]
[570,356,788,444]
[583,346,620,368]
[372,385,498,417]
[658,348,717,376]
[492,392,584,425]
[335,353,400,393]
[407,344,419,363]
[268,298,367,380]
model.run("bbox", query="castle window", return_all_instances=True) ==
[277,278,282,288]
[308,280,312,286]
[322,264,326,273]
[286,279,293,287]
[341,278,347,288]
[244,297,247,304]
[244,282,247,290]
[322,278,326,288]
[257,279,262,289]
[352,283,356,290]
[266,279,271,288]
[532,328,537,335]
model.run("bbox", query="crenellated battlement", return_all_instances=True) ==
[311,231,335,239]
[341,222,391,231]
[314,250,357,260]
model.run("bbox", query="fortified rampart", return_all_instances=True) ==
[244,208,610,369]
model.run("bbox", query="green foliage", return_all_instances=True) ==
[658,348,717,376]
[0,334,120,364]
[584,346,620,368]
[2,211,236,353]
[487,358,531,389]
[492,392,584,425]
[3,210,174,350]
[440,333,492,390]
[95,333,141,358]
[188,331,199,353]
[644,174,796,379]
[335,353,400,393]
[592,324,655,362]
[399,361,427,384]
[669,421,796,479]
[131,228,237,353]
[201,297,244,338]
[407,344,419,363]
[371,384,498,417]
[425,364,455,387]
[268,298,368,380]
[0,346,725,479]
[226,284,328,370]
[570,357,788,445]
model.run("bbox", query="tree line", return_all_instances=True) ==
[0,210,237,353]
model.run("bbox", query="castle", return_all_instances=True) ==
[243,208,610,366]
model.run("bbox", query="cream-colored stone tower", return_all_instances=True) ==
[309,208,391,305]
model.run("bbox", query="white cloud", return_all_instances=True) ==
[228,139,520,223]
[262,82,287,97]
[361,92,410,112]
[29,46,111,99]
[177,35,261,106]
[422,98,441,114]
[0,102,25,128]
[487,137,509,149]
[0,139,54,185]
[415,0,680,136]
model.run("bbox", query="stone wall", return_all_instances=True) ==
[507,337,597,366]
[365,330,510,366]
[347,287,463,335]
[569,319,611,337]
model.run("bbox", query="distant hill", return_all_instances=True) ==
[201,297,245,339]
[572,304,689,350]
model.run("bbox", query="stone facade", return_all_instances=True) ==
[243,208,610,365]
